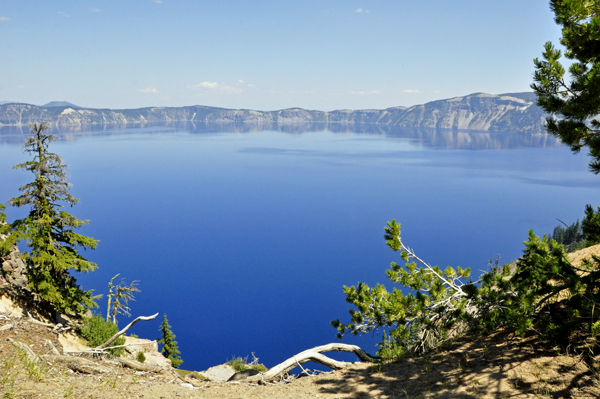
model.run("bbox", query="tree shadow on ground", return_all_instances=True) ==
[313,330,600,398]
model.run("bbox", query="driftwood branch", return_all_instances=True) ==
[44,355,115,375]
[242,343,379,383]
[119,358,161,372]
[27,312,54,327]
[97,313,159,350]
[25,312,70,332]
[64,341,156,355]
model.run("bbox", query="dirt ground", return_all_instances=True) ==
[2,245,600,398]
[1,316,599,399]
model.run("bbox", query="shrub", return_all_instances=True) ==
[334,216,600,359]
[226,356,248,372]
[136,352,146,363]
[80,314,125,356]
[226,355,268,372]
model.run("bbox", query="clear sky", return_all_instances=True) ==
[0,1,562,111]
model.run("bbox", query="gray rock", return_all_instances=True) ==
[12,278,26,288]
[201,364,236,382]
[2,260,13,272]
[227,369,260,381]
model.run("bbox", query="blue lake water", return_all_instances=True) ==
[0,123,599,372]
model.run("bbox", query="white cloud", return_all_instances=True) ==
[349,90,379,95]
[355,8,369,13]
[152,0,162,3]
[58,11,70,18]
[403,89,420,94]
[196,81,219,89]
[139,87,159,94]
[90,8,101,13]
[0,17,10,22]
[188,81,244,93]
[238,79,244,84]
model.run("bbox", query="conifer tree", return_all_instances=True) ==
[532,0,600,173]
[0,204,17,257]
[158,314,183,368]
[8,122,99,314]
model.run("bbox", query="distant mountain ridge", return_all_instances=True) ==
[0,92,548,134]
[42,101,81,108]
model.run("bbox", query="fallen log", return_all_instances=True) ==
[97,313,159,349]
[44,355,115,374]
[119,358,161,372]
[241,343,380,383]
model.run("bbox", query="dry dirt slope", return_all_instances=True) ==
[1,246,600,398]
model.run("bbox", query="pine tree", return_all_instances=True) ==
[332,220,477,356]
[532,0,600,173]
[0,204,18,257]
[8,122,99,314]
[158,314,183,368]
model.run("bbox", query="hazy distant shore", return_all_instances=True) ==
[0,92,547,134]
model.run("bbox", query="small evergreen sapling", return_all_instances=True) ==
[158,314,183,368]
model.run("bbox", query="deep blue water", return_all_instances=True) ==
[0,123,598,372]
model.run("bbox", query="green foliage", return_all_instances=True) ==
[7,123,99,314]
[80,314,125,356]
[16,344,47,382]
[335,216,600,359]
[502,231,599,344]
[332,220,474,355]
[226,354,268,372]
[550,218,585,252]
[136,352,146,363]
[377,331,408,361]
[0,204,18,259]
[158,314,183,368]
[227,356,249,372]
[532,0,600,173]
[583,204,600,245]
[547,205,600,252]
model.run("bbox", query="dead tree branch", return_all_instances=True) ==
[241,343,379,383]
[97,313,158,350]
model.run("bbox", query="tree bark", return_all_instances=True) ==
[97,313,158,349]
[241,343,379,383]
